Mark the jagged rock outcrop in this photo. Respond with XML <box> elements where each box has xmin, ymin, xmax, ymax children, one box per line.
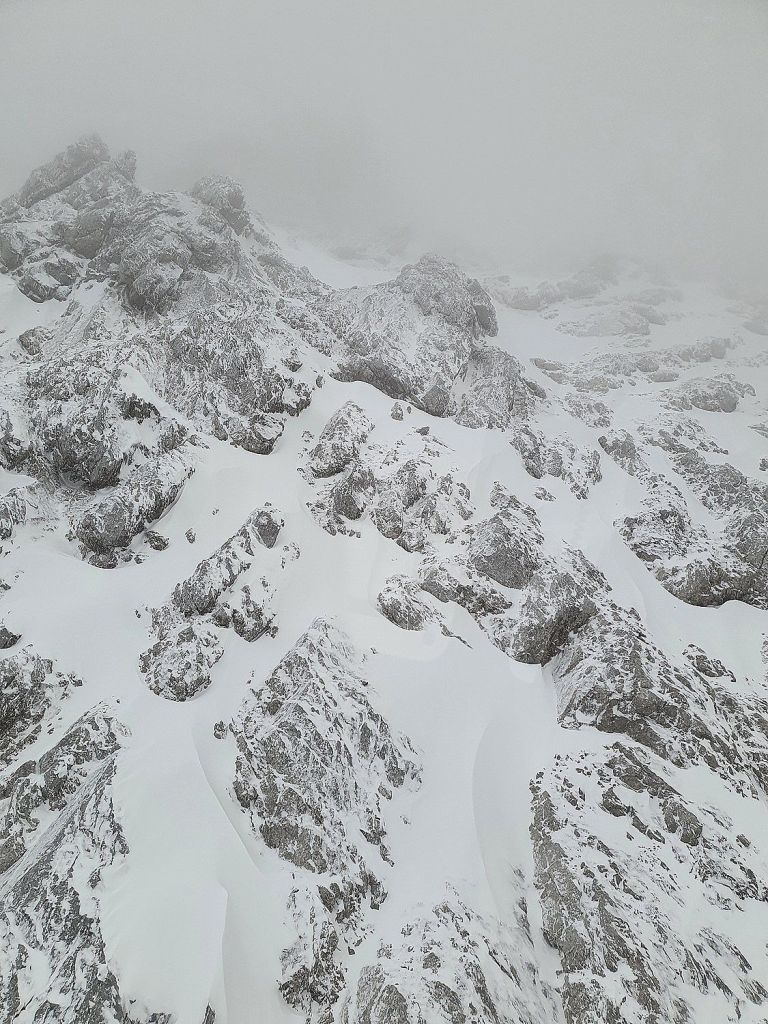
<box><xmin>0</xmin><ymin>651</ymin><xmax>82</xmax><ymax>767</ymax></box>
<box><xmin>140</xmin><ymin>506</ymin><xmax>282</xmax><ymax>699</ymax></box>
<box><xmin>551</xmin><ymin>602</ymin><xmax>768</xmax><ymax>795</ymax></box>
<box><xmin>324</xmin><ymin>254</ymin><xmax>498</xmax><ymax>415</ymax></box>
<box><xmin>309</xmin><ymin>402</ymin><xmax>374</xmax><ymax>477</ymax></box>
<box><xmin>600</xmin><ymin>421</ymin><xmax>768</xmax><ymax>608</ymax></box>
<box><xmin>0</xmin><ymin>757</ymin><xmax>171</xmax><ymax>1024</ymax></box>
<box><xmin>534</xmin><ymin>336</ymin><xmax>739</xmax><ymax>393</ymax></box>
<box><xmin>0</xmin><ymin>489</ymin><xmax>27</xmax><ymax>542</ymax></box>
<box><xmin>511</xmin><ymin>424</ymin><xmax>602</xmax><ymax>498</ymax></box>
<box><xmin>377</xmin><ymin>574</ymin><xmax>441</xmax><ymax>631</ymax></box>
<box><xmin>454</xmin><ymin>346</ymin><xmax>545</xmax><ymax>429</ymax></box>
<box><xmin>0</xmin><ymin>707</ymin><xmax>124</xmax><ymax>873</ymax></box>
<box><xmin>340</xmin><ymin>885</ymin><xmax>560</xmax><ymax>1024</ymax></box>
<box><xmin>307</xmin><ymin>427</ymin><xmax>475</xmax><ymax>546</ymax></box>
<box><xmin>232</xmin><ymin>619</ymin><xmax>420</xmax><ymax>1015</ymax></box>
<box><xmin>531</xmin><ymin>741</ymin><xmax>768</xmax><ymax>1024</ymax></box>
<box><xmin>75</xmin><ymin>451</ymin><xmax>194</xmax><ymax>564</ymax></box>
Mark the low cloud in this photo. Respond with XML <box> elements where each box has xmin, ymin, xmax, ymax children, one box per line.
<box><xmin>2</xmin><ymin>0</ymin><xmax>767</xmax><ymax>290</ymax></box>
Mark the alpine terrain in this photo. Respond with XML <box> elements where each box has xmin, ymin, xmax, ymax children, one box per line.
<box><xmin>0</xmin><ymin>136</ymin><xmax>767</xmax><ymax>1024</ymax></box>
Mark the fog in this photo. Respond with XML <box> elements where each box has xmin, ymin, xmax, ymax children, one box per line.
<box><xmin>2</xmin><ymin>0</ymin><xmax>767</xmax><ymax>287</ymax></box>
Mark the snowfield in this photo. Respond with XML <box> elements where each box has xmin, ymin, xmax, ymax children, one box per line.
<box><xmin>0</xmin><ymin>137</ymin><xmax>767</xmax><ymax>1024</ymax></box>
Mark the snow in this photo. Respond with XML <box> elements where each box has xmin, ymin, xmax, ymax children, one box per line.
<box><xmin>1</xmin><ymin>230</ymin><xmax>768</xmax><ymax>1023</ymax></box>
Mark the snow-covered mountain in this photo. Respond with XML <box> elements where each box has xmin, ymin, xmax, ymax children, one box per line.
<box><xmin>0</xmin><ymin>135</ymin><xmax>767</xmax><ymax>1024</ymax></box>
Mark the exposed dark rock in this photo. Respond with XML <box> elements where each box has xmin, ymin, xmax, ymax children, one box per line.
<box><xmin>140</xmin><ymin>621</ymin><xmax>224</xmax><ymax>701</ymax></box>
<box><xmin>0</xmin><ymin>626</ymin><xmax>20</xmax><ymax>649</ymax></box>
<box><xmin>75</xmin><ymin>452</ymin><xmax>192</xmax><ymax>558</ymax></box>
<box><xmin>309</xmin><ymin>402</ymin><xmax>374</xmax><ymax>477</ymax></box>
<box><xmin>232</xmin><ymin>619</ymin><xmax>420</xmax><ymax>1013</ymax></box>
<box><xmin>326</xmin><ymin>254</ymin><xmax>497</xmax><ymax>415</ymax></box>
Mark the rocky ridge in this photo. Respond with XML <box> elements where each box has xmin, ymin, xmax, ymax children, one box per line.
<box><xmin>0</xmin><ymin>138</ymin><xmax>766</xmax><ymax>1024</ymax></box>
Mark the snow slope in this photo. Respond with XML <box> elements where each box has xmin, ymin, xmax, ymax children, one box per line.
<box><xmin>0</xmin><ymin>137</ymin><xmax>767</xmax><ymax>1024</ymax></box>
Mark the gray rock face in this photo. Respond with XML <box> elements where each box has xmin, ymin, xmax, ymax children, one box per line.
<box><xmin>232</xmin><ymin>619</ymin><xmax>420</xmax><ymax>1015</ymax></box>
<box><xmin>600</xmin><ymin>422</ymin><xmax>768</xmax><ymax>608</ymax></box>
<box><xmin>340</xmin><ymin>886</ymin><xmax>559</xmax><ymax>1024</ymax></box>
<box><xmin>140</xmin><ymin>507</ymin><xmax>280</xmax><ymax>699</ymax></box>
<box><xmin>324</xmin><ymin>254</ymin><xmax>497</xmax><ymax>415</ymax></box>
<box><xmin>0</xmin><ymin>651</ymin><xmax>82</xmax><ymax>767</ymax></box>
<box><xmin>27</xmin><ymin>347</ymin><xmax>152</xmax><ymax>489</ymax></box>
<box><xmin>663</xmin><ymin>373</ymin><xmax>755</xmax><ymax>414</ymax></box>
<box><xmin>0</xmin><ymin>636</ymin><xmax>168</xmax><ymax>1023</ymax></box>
<box><xmin>0</xmin><ymin>626</ymin><xmax>19</xmax><ymax>649</ymax></box>
<box><xmin>454</xmin><ymin>346</ymin><xmax>544</xmax><ymax>429</ymax></box>
<box><xmin>377</xmin><ymin>574</ymin><xmax>437</xmax><ymax>630</ymax></box>
<box><xmin>11</xmin><ymin>135</ymin><xmax>111</xmax><ymax>209</ymax></box>
<box><xmin>309</xmin><ymin>401</ymin><xmax>374</xmax><ymax>477</ymax></box>
<box><xmin>308</xmin><ymin>428</ymin><xmax>475</xmax><ymax>549</ymax></box>
<box><xmin>159</xmin><ymin>300</ymin><xmax>320</xmax><ymax>452</ymax></box>
<box><xmin>0</xmin><ymin>489</ymin><xmax>27</xmax><ymax>541</ymax></box>
<box><xmin>552</xmin><ymin>602</ymin><xmax>768</xmax><ymax>794</ymax></box>
<box><xmin>416</xmin><ymin>484</ymin><xmax>608</xmax><ymax>664</ymax></box>
<box><xmin>75</xmin><ymin>451</ymin><xmax>193</xmax><ymax>560</ymax></box>
<box><xmin>0</xmin><ymin>707</ymin><xmax>123</xmax><ymax>872</ymax></box>
<box><xmin>395</xmin><ymin>254</ymin><xmax>497</xmax><ymax>337</ymax></box>
<box><xmin>89</xmin><ymin>191</ymin><xmax>246</xmax><ymax>313</ymax></box>
<box><xmin>531</xmin><ymin>737</ymin><xmax>768</xmax><ymax>1024</ymax></box>
<box><xmin>233</xmin><ymin>618</ymin><xmax>420</xmax><ymax>872</ymax></box>
<box><xmin>504</xmin><ymin>550</ymin><xmax>605</xmax><ymax>665</ymax></box>
<box><xmin>468</xmin><ymin>502</ymin><xmax>542</xmax><ymax>589</ymax></box>
<box><xmin>190</xmin><ymin>175</ymin><xmax>254</xmax><ymax>236</ymax></box>
<box><xmin>0</xmin><ymin>756</ymin><xmax>171</xmax><ymax>1024</ymax></box>
<box><xmin>140</xmin><ymin>621</ymin><xmax>224</xmax><ymax>701</ymax></box>
<box><xmin>511</xmin><ymin>424</ymin><xmax>602</xmax><ymax>498</ymax></box>
<box><xmin>534</xmin><ymin>335</ymin><xmax>739</xmax><ymax>393</ymax></box>
<box><xmin>0</xmin><ymin>138</ymin><xmax>140</xmax><ymax>304</ymax></box>
<box><xmin>485</xmin><ymin>257</ymin><xmax>622</xmax><ymax>311</ymax></box>
<box><xmin>172</xmin><ymin>505</ymin><xmax>282</xmax><ymax>616</ymax></box>
<box><xmin>558</xmin><ymin>306</ymin><xmax>652</xmax><ymax>338</ymax></box>
<box><xmin>597</xmin><ymin>429</ymin><xmax>646</xmax><ymax>475</ymax></box>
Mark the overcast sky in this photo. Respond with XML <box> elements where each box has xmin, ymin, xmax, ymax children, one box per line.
<box><xmin>2</xmin><ymin>0</ymin><xmax>767</xmax><ymax>287</ymax></box>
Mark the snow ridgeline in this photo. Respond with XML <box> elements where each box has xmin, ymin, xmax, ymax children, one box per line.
<box><xmin>0</xmin><ymin>135</ymin><xmax>767</xmax><ymax>1023</ymax></box>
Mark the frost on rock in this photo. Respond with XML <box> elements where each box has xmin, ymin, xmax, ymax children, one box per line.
<box><xmin>534</xmin><ymin>336</ymin><xmax>739</xmax><ymax>393</ymax></box>
<box><xmin>309</xmin><ymin>402</ymin><xmax>374</xmax><ymax>478</ymax></box>
<box><xmin>511</xmin><ymin>424</ymin><xmax>603</xmax><ymax>498</ymax></box>
<box><xmin>0</xmin><ymin>650</ymin><xmax>82</xmax><ymax>768</ymax></box>
<box><xmin>75</xmin><ymin>451</ymin><xmax>193</xmax><ymax>564</ymax></box>
<box><xmin>340</xmin><ymin>885</ymin><xmax>560</xmax><ymax>1024</ymax></box>
<box><xmin>0</xmin><ymin>489</ymin><xmax>27</xmax><ymax>542</ymax></box>
<box><xmin>602</xmin><ymin>422</ymin><xmax>768</xmax><ymax>608</ymax></box>
<box><xmin>377</xmin><ymin>574</ymin><xmax>441</xmax><ymax>631</ymax></box>
<box><xmin>531</xmin><ymin>742</ymin><xmax>768</xmax><ymax>1024</ymax></box>
<box><xmin>0</xmin><ymin>707</ymin><xmax>124</xmax><ymax>873</ymax></box>
<box><xmin>551</xmin><ymin>603</ymin><xmax>768</xmax><ymax>795</ymax></box>
<box><xmin>232</xmin><ymin>619</ymin><xmax>420</xmax><ymax>1015</ymax></box>
<box><xmin>307</xmin><ymin>428</ymin><xmax>475</xmax><ymax>546</ymax></box>
<box><xmin>454</xmin><ymin>345</ymin><xmax>545</xmax><ymax>429</ymax></box>
<box><xmin>2</xmin><ymin>141</ymin><xmax>768</xmax><ymax>1024</ymax></box>
<box><xmin>557</xmin><ymin>306</ymin><xmax>652</xmax><ymax>338</ymax></box>
<box><xmin>140</xmin><ymin>621</ymin><xmax>224</xmax><ymax>702</ymax></box>
<box><xmin>140</xmin><ymin>506</ymin><xmax>282</xmax><ymax>699</ymax></box>
<box><xmin>323</xmin><ymin>254</ymin><xmax>497</xmax><ymax>415</ymax></box>
<box><xmin>0</xmin><ymin>757</ymin><xmax>171</xmax><ymax>1024</ymax></box>
<box><xmin>419</xmin><ymin>484</ymin><xmax>608</xmax><ymax>663</ymax></box>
